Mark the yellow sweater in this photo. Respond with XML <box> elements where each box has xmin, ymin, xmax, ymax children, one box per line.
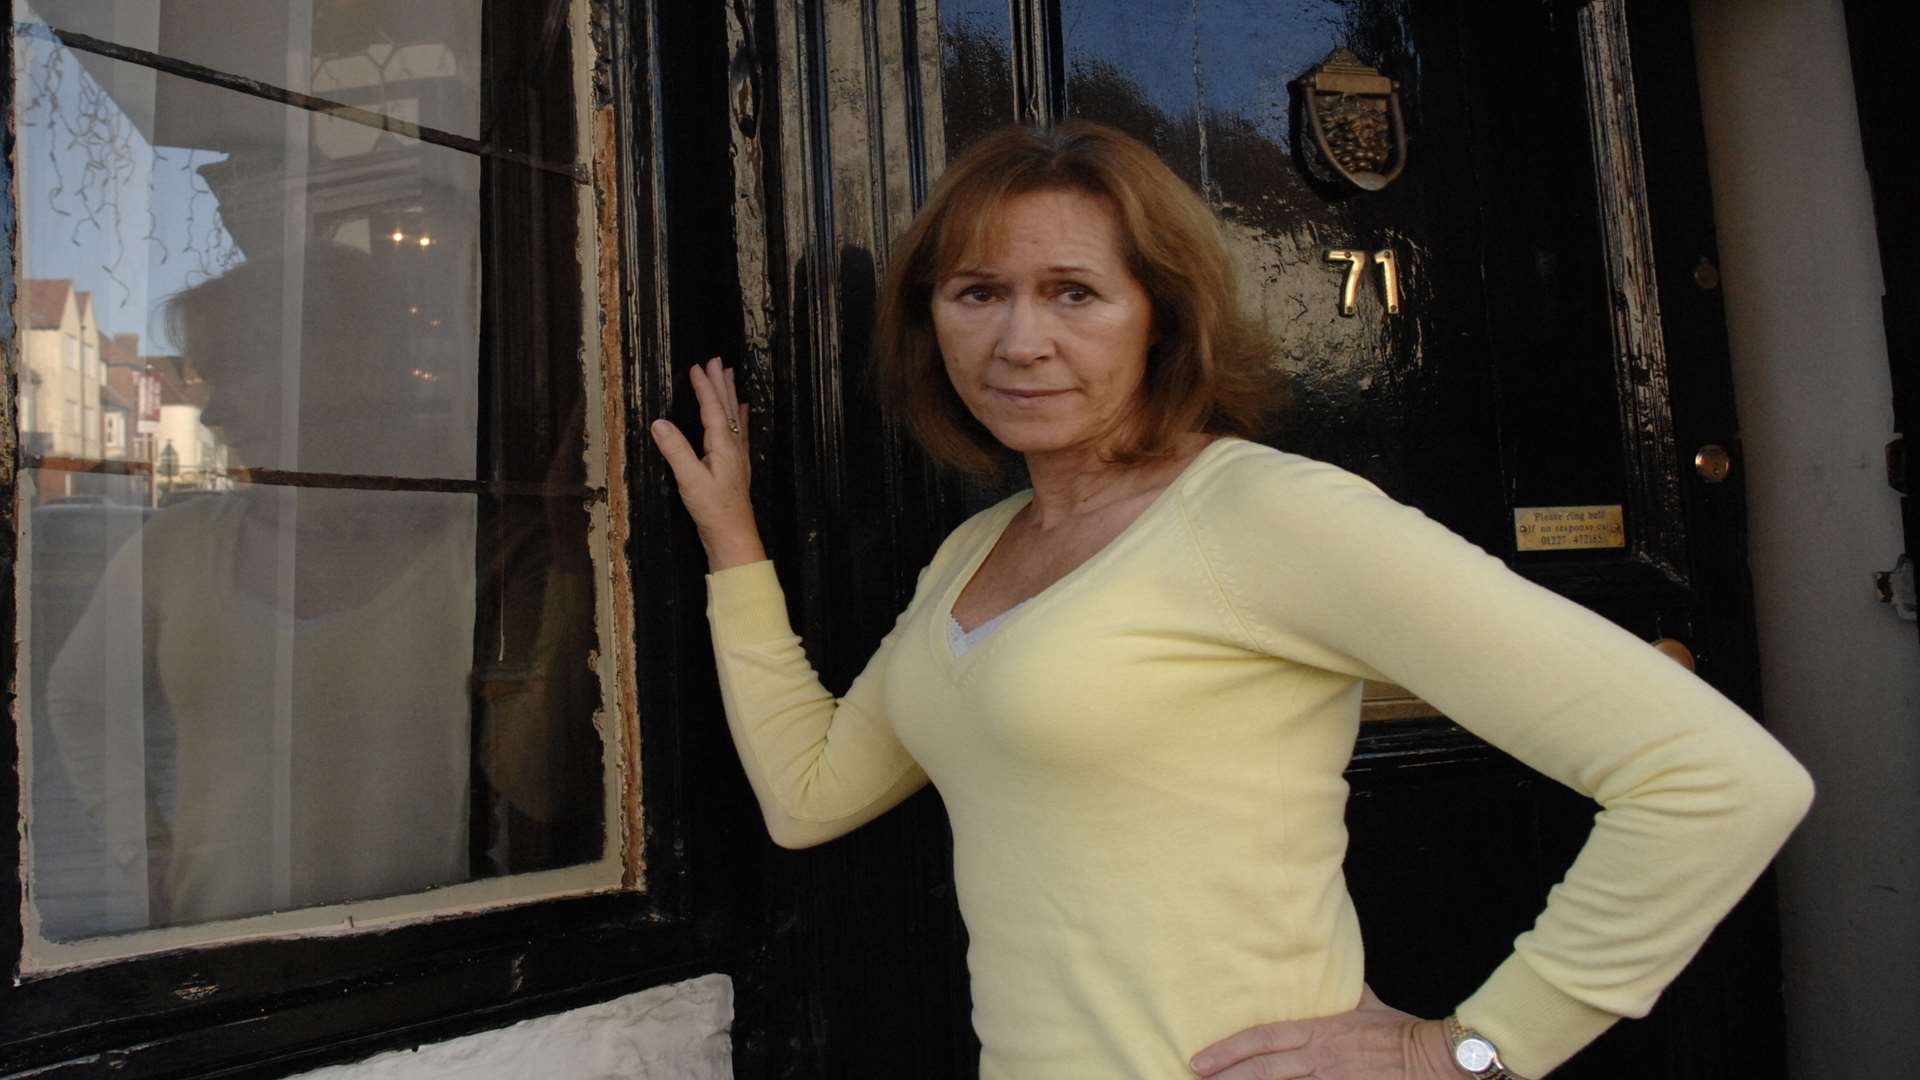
<box><xmin>705</xmin><ymin>438</ymin><xmax>1811</xmax><ymax>1078</ymax></box>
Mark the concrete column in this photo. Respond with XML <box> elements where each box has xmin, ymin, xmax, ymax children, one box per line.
<box><xmin>1690</xmin><ymin>2</ymin><xmax>1920</xmax><ymax>1076</ymax></box>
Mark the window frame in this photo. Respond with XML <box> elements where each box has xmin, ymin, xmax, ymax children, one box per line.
<box><xmin>0</xmin><ymin>1</ymin><xmax>751</xmax><ymax>1073</ymax></box>
<box><xmin>9</xmin><ymin>0</ymin><xmax>633</xmax><ymax>974</ymax></box>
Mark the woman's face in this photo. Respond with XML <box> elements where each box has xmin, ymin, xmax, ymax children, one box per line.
<box><xmin>931</xmin><ymin>189</ymin><xmax>1156</xmax><ymax>462</ymax></box>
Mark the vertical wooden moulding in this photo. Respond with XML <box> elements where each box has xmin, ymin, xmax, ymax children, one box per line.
<box><xmin>869</xmin><ymin>1</ymin><xmax>939</xmax><ymax>252</ymax></box>
<box><xmin>1009</xmin><ymin>0</ymin><xmax>1059</xmax><ymax>125</ymax></box>
<box><xmin>586</xmin><ymin>1</ymin><xmax>647</xmax><ymax>890</ymax></box>
<box><xmin>1577</xmin><ymin>0</ymin><xmax>1689</xmax><ymax>584</ymax></box>
<box><xmin>908</xmin><ymin>0</ymin><xmax>947</xmax><ymax>200</ymax></box>
<box><xmin>596</xmin><ymin>103</ymin><xmax>646</xmax><ymax>890</ymax></box>
<box><xmin>727</xmin><ymin>0</ymin><xmax>777</xmax><ymax>401</ymax></box>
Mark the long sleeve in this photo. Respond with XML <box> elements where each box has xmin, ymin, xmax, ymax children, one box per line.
<box><xmin>706</xmin><ymin>560</ymin><xmax>930</xmax><ymax>848</ymax></box>
<box><xmin>1185</xmin><ymin>451</ymin><xmax>1812</xmax><ymax>1078</ymax></box>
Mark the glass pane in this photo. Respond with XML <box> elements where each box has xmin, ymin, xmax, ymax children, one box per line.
<box><xmin>25</xmin><ymin>482</ymin><xmax>604</xmax><ymax>939</ymax></box>
<box><xmin>32</xmin><ymin>478</ymin><xmax>483</xmax><ymax>932</ymax></box>
<box><xmin>21</xmin><ymin>0</ymin><xmax>487</xmax><ymax>141</ymax></box>
<box><xmin>13</xmin><ymin>2</ymin><xmax>607</xmax><ymax>945</ymax></box>
<box><xmin>14</xmin><ymin>36</ymin><xmax>483</xmax><ymax>479</ymax></box>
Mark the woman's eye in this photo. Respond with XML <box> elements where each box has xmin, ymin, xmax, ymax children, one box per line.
<box><xmin>1058</xmin><ymin>285</ymin><xmax>1094</xmax><ymax>304</ymax></box>
<box><xmin>956</xmin><ymin>285</ymin><xmax>996</xmax><ymax>303</ymax></box>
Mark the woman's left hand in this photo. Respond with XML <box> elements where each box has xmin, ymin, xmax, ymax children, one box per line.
<box><xmin>1188</xmin><ymin>986</ymin><xmax>1459</xmax><ymax>1079</ymax></box>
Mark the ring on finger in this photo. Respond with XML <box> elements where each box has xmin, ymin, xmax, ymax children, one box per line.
<box><xmin>726</xmin><ymin>415</ymin><xmax>741</xmax><ymax>434</ymax></box>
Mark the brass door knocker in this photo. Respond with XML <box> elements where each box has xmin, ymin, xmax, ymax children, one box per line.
<box><xmin>1298</xmin><ymin>49</ymin><xmax>1408</xmax><ymax>192</ymax></box>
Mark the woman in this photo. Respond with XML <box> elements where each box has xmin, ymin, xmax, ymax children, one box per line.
<box><xmin>648</xmin><ymin>122</ymin><xmax>1812</xmax><ymax>1079</ymax></box>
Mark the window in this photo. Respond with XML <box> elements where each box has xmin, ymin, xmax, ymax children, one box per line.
<box><xmin>10</xmin><ymin>0</ymin><xmax>633</xmax><ymax>972</ymax></box>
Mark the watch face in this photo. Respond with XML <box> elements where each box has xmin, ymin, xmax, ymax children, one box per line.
<box><xmin>1455</xmin><ymin>1037</ymin><xmax>1497</xmax><ymax>1072</ymax></box>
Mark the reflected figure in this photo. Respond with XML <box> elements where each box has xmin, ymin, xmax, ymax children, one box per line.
<box><xmin>43</xmin><ymin>245</ymin><xmax>483</xmax><ymax>934</ymax></box>
<box><xmin>23</xmin><ymin>4</ymin><xmax>601</xmax><ymax>946</ymax></box>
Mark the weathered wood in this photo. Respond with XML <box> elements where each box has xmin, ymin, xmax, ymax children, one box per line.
<box><xmin>1579</xmin><ymin>0</ymin><xmax>1690</xmax><ymax>585</ymax></box>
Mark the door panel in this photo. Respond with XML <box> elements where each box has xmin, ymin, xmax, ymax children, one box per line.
<box><xmin>715</xmin><ymin>1</ymin><xmax>1779</xmax><ymax>1075</ymax></box>
<box><xmin>1047</xmin><ymin>0</ymin><xmax>1661</xmax><ymax>580</ymax></box>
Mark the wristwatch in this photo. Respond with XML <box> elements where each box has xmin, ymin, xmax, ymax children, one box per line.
<box><xmin>1444</xmin><ymin>1015</ymin><xmax>1523</xmax><ymax>1079</ymax></box>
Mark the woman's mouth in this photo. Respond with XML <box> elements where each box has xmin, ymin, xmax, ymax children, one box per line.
<box><xmin>991</xmin><ymin>387</ymin><xmax>1069</xmax><ymax>403</ymax></box>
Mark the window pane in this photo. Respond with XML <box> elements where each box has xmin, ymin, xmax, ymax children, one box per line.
<box><xmin>24</xmin><ymin>0</ymin><xmax>485</xmax><ymax>140</ymax></box>
<box><xmin>14</xmin><ymin>40</ymin><xmax>485</xmax><ymax>478</ymax></box>
<box><xmin>13</xmin><ymin>1</ymin><xmax>611</xmax><ymax>949</ymax></box>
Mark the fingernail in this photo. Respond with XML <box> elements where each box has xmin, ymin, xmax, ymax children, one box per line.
<box><xmin>1190</xmin><ymin>1055</ymin><xmax>1211</xmax><ymax>1074</ymax></box>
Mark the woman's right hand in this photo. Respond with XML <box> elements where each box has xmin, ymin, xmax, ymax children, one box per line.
<box><xmin>649</xmin><ymin>356</ymin><xmax>768</xmax><ymax>571</ymax></box>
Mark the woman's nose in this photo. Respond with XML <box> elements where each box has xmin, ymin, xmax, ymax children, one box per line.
<box><xmin>994</xmin><ymin>297</ymin><xmax>1051</xmax><ymax>366</ymax></box>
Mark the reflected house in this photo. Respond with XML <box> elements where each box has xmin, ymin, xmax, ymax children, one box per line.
<box><xmin>98</xmin><ymin>381</ymin><xmax>130</xmax><ymax>462</ymax></box>
<box><xmin>101</xmin><ymin>333</ymin><xmax>163</xmax><ymax>469</ymax></box>
<box><xmin>19</xmin><ymin>279</ymin><xmax>104</xmax><ymax>488</ymax></box>
<box><xmin>16</xmin><ymin>366</ymin><xmax>43</xmax><ymax>457</ymax></box>
<box><xmin>146</xmin><ymin>354</ymin><xmax>228</xmax><ymax>493</ymax></box>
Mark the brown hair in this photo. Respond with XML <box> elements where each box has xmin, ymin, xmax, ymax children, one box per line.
<box><xmin>872</xmin><ymin>120</ymin><xmax>1279</xmax><ymax>475</ymax></box>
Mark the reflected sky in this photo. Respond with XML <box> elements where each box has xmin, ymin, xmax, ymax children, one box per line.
<box><xmin>14</xmin><ymin>27</ymin><xmax>239</xmax><ymax>353</ymax></box>
<box><xmin>1061</xmin><ymin>0</ymin><xmax>1362</xmax><ymax>148</ymax></box>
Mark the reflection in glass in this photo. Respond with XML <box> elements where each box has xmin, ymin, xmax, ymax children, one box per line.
<box><xmin>13</xmin><ymin>2</ymin><xmax>605</xmax><ymax>943</ymax></box>
<box><xmin>41</xmin><ymin>480</ymin><xmax>481</xmax><ymax>930</ymax></box>
<box><xmin>26</xmin><ymin>0</ymin><xmax>484</xmax><ymax>140</ymax></box>
<box><xmin>12</xmin><ymin>33</ymin><xmax>483</xmax><ymax>481</ymax></box>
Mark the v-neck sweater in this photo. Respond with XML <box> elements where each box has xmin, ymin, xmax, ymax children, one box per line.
<box><xmin>705</xmin><ymin>437</ymin><xmax>1810</xmax><ymax>1078</ymax></box>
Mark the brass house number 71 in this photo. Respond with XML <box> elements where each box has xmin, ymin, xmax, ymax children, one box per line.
<box><xmin>1324</xmin><ymin>248</ymin><xmax>1402</xmax><ymax>317</ymax></box>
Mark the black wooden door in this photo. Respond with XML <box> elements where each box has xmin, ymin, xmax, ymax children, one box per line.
<box><xmin>699</xmin><ymin>1</ymin><xmax>1785</xmax><ymax>1076</ymax></box>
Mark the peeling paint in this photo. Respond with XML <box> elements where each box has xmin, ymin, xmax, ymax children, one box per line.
<box><xmin>726</xmin><ymin>0</ymin><xmax>775</xmax><ymax>379</ymax></box>
<box><xmin>5</xmin><ymin>0</ymin><xmax>25</xmax><ymax>987</ymax></box>
<box><xmin>1577</xmin><ymin>0</ymin><xmax>1689</xmax><ymax>584</ymax></box>
<box><xmin>172</xmin><ymin>980</ymin><xmax>219</xmax><ymax>1003</ymax></box>
<box><xmin>590</xmin><ymin>95</ymin><xmax>645</xmax><ymax>891</ymax></box>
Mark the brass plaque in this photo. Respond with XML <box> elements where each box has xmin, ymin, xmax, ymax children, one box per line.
<box><xmin>1513</xmin><ymin>505</ymin><xmax>1626</xmax><ymax>552</ymax></box>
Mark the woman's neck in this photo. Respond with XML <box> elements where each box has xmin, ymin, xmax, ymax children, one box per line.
<box><xmin>1021</xmin><ymin>432</ymin><xmax>1213</xmax><ymax>529</ymax></box>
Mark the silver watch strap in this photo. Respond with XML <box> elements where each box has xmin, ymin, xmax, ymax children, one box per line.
<box><xmin>1444</xmin><ymin>1014</ymin><xmax>1521</xmax><ymax>1080</ymax></box>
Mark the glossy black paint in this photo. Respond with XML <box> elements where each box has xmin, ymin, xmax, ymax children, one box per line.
<box><xmin>1053</xmin><ymin>1</ymin><xmax>1645</xmax><ymax>565</ymax></box>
